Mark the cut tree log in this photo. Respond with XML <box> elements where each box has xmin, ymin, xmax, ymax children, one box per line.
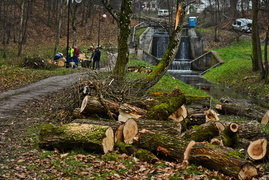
<box><xmin>205</xmin><ymin>109</ymin><xmax>219</xmax><ymax>122</ymax></box>
<box><xmin>81</xmin><ymin>60</ymin><xmax>91</xmax><ymax>68</ymax></box>
<box><xmin>115</xmin><ymin>142</ymin><xmax>159</xmax><ymax>164</ymax></box>
<box><xmin>168</xmin><ymin>104</ymin><xmax>188</xmax><ymax>122</ymax></box>
<box><xmin>72</xmin><ymin>119</ymin><xmax>124</xmax><ymax>144</ymax></box>
<box><xmin>180</xmin><ymin>121</ymin><xmax>219</xmax><ymax>142</ymax></box>
<box><xmin>80</xmin><ymin>95</ymin><xmax>120</xmax><ymax>117</ymax></box>
<box><xmin>134</xmin><ymin>118</ymin><xmax>182</xmax><ymax>137</ymax></box>
<box><xmin>210</xmin><ymin>137</ymin><xmax>224</xmax><ymax>146</ymax></box>
<box><xmin>114</xmin><ymin>124</ymin><xmax>125</xmax><ymax>143</ymax></box>
<box><xmin>39</xmin><ymin>123</ymin><xmax>114</xmax><ymax>154</ymax></box>
<box><xmin>238</xmin><ymin>163</ymin><xmax>258</xmax><ymax>180</ymax></box>
<box><xmin>185</xmin><ymin>95</ymin><xmax>211</xmax><ymax>107</ymax></box>
<box><xmin>215</xmin><ymin>97</ymin><xmax>266</xmax><ymax>120</ymax></box>
<box><xmin>237</xmin><ymin>120</ymin><xmax>262</xmax><ymax>139</ymax></box>
<box><xmin>136</xmin><ymin>129</ymin><xmax>256</xmax><ymax>178</ymax></box>
<box><xmin>247</xmin><ymin>138</ymin><xmax>267</xmax><ymax>161</ymax></box>
<box><xmin>118</xmin><ymin>103</ymin><xmax>147</xmax><ymax>122</ymax></box>
<box><xmin>181</xmin><ymin>140</ymin><xmax>196</xmax><ymax>168</ymax></box>
<box><xmin>261</xmin><ymin>110</ymin><xmax>269</xmax><ymax>125</ymax></box>
<box><xmin>221</xmin><ymin>122</ymin><xmax>239</xmax><ymax>148</ymax></box>
<box><xmin>123</xmin><ymin>118</ymin><xmax>139</xmax><ymax>144</ymax></box>
<box><xmin>145</xmin><ymin>88</ymin><xmax>186</xmax><ymax>120</ymax></box>
<box><xmin>72</xmin><ymin>119</ymin><xmax>122</xmax><ymax>131</ymax></box>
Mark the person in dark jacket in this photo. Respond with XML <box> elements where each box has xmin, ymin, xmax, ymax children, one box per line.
<box><xmin>73</xmin><ymin>45</ymin><xmax>79</xmax><ymax>66</ymax></box>
<box><xmin>93</xmin><ymin>47</ymin><xmax>101</xmax><ymax>70</ymax></box>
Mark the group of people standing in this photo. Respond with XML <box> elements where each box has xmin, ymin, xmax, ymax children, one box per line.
<box><xmin>68</xmin><ymin>45</ymin><xmax>79</xmax><ymax>67</ymax></box>
<box><xmin>54</xmin><ymin>44</ymin><xmax>101</xmax><ymax>70</ymax></box>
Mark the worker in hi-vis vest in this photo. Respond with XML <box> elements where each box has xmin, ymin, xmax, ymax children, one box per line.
<box><xmin>68</xmin><ymin>46</ymin><xmax>74</xmax><ymax>66</ymax></box>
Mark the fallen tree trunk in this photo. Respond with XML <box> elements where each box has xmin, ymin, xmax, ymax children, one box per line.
<box><xmin>80</xmin><ymin>95</ymin><xmax>120</xmax><ymax>118</ymax></box>
<box><xmin>134</xmin><ymin>118</ymin><xmax>182</xmax><ymax>137</ymax></box>
<box><xmin>72</xmin><ymin>119</ymin><xmax>124</xmax><ymax>144</ymax></box>
<box><xmin>215</xmin><ymin>97</ymin><xmax>266</xmax><ymax>120</ymax></box>
<box><xmin>144</xmin><ymin>88</ymin><xmax>186</xmax><ymax>120</ymax></box>
<box><xmin>118</xmin><ymin>103</ymin><xmax>147</xmax><ymax>122</ymax></box>
<box><xmin>115</xmin><ymin>142</ymin><xmax>159</xmax><ymax>164</ymax></box>
<box><xmin>180</xmin><ymin>121</ymin><xmax>220</xmax><ymax>142</ymax></box>
<box><xmin>39</xmin><ymin>123</ymin><xmax>114</xmax><ymax>154</ymax></box>
<box><xmin>137</xmin><ymin>130</ymin><xmax>257</xmax><ymax>178</ymax></box>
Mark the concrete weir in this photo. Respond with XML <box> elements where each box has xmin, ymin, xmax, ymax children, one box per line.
<box><xmin>138</xmin><ymin>27</ymin><xmax>224</xmax><ymax>75</ymax></box>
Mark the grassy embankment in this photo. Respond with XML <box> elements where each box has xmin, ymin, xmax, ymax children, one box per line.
<box><xmin>204</xmin><ymin>38</ymin><xmax>269</xmax><ymax>100</ymax></box>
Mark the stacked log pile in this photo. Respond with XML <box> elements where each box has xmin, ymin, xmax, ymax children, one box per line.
<box><xmin>39</xmin><ymin>86</ymin><xmax>269</xmax><ymax>179</ymax></box>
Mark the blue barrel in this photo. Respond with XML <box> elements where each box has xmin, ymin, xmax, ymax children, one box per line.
<box><xmin>189</xmin><ymin>17</ymin><xmax>196</xmax><ymax>27</ymax></box>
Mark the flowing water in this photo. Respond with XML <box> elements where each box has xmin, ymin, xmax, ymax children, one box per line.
<box><xmin>151</xmin><ymin>30</ymin><xmax>269</xmax><ymax>109</ymax></box>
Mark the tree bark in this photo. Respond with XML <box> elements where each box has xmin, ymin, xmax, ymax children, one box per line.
<box><xmin>18</xmin><ymin>0</ymin><xmax>25</xmax><ymax>56</ymax></box>
<box><xmin>54</xmin><ymin>0</ymin><xmax>64</xmax><ymax>56</ymax></box>
<box><xmin>215</xmin><ymin>98</ymin><xmax>266</xmax><ymax>120</ymax></box>
<box><xmin>118</xmin><ymin>103</ymin><xmax>147</xmax><ymax>122</ymax></box>
<box><xmin>39</xmin><ymin>123</ymin><xmax>114</xmax><ymax>154</ymax></box>
<box><xmin>3</xmin><ymin>0</ymin><xmax>7</xmax><ymax>58</ymax></box>
<box><xmin>145</xmin><ymin>88</ymin><xmax>186</xmax><ymax>120</ymax></box>
<box><xmin>80</xmin><ymin>95</ymin><xmax>120</xmax><ymax>117</ymax></box>
<box><xmin>102</xmin><ymin>0</ymin><xmax>132</xmax><ymax>79</ymax></box>
<box><xmin>137</xmin><ymin>130</ymin><xmax>256</xmax><ymax>178</ymax></box>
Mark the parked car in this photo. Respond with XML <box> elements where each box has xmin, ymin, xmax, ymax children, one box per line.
<box><xmin>158</xmin><ymin>9</ymin><xmax>169</xmax><ymax>17</ymax></box>
<box><xmin>232</xmin><ymin>18</ymin><xmax>252</xmax><ymax>33</ymax></box>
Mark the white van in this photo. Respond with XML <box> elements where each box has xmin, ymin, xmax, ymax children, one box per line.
<box><xmin>158</xmin><ymin>9</ymin><xmax>169</xmax><ymax>17</ymax></box>
<box><xmin>232</xmin><ymin>18</ymin><xmax>252</xmax><ymax>33</ymax></box>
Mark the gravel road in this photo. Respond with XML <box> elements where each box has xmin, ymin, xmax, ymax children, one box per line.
<box><xmin>0</xmin><ymin>72</ymin><xmax>87</xmax><ymax>119</ymax></box>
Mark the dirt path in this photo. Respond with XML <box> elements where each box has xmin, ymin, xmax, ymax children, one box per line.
<box><xmin>0</xmin><ymin>72</ymin><xmax>87</xmax><ymax>119</ymax></box>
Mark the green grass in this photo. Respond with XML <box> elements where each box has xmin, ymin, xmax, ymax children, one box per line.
<box><xmin>127</xmin><ymin>58</ymin><xmax>209</xmax><ymax>97</ymax></box>
<box><xmin>203</xmin><ymin>39</ymin><xmax>269</xmax><ymax>98</ymax></box>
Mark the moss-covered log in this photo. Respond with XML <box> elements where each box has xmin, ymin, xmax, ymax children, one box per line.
<box><xmin>221</xmin><ymin>123</ymin><xmax>239</xmax><ymax>148</ymax></box>
<box><xmin>39</xmin><ymin>123</ymin><xmax>114</xmax><ymax>154</ymax></box>
<box><xmin>136</xmin><ymin>130</ymin><xmax>256</xmax><ymax>178</ymax></box>
<box><xmin>145</xmin><ymin>88</ymin><xmax>186</xmax><ymax>120</ymax></box>
<box><xmin>180</xmin><ymin>122</ymin><xmax>220</xmax><ymax>142</ymax></box>
<box><xmin>115</xmin><ymin>142</ymin><xmax>159</xmax><ymax>164</ymax></box>
<box><xmin>189</xmin><ymin>143</ymin><xmax>257</xmax><ymax>179</ymax></box>
<box><xmin>185</xmin><ymin>95</ymin><xmax>211</xmax><ymax>107</ymax></box>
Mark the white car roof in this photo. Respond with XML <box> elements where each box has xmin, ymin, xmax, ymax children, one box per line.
<box><xmin>236</xmin><ymin>18</ymin><xmax>252</xmax><ymax>23</ymax></box>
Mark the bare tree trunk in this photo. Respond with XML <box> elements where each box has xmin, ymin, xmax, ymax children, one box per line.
<box><xmin>84</xmin><ymin>2</ymin><xmax>92</xmax><ymax>39</ymax></box>
<box><xmin>47</xmin><ymin>0</ymin><xmax>51</xmax><ymax>26</ymax></box>
<box><xmin>88</xmin><ymin>6</ymin><xmax>95</xmax><ymax>40</ymax></box>
<box><xmin>252</xmin><ymin>0</ymin><xmax>265</xmax><ymax>78</ymax></box>
<box><xmin>18</xmin><ymin>0</ymin><xmax>25</xmax><ymax>57</ymax></box>
<box><xmin>230</xmin><ymin>0</ymin><xmax>238</xmax><ymax>18</ymax></box>
<box><xmin>22</xmin><ymin>0</ymin><xmax>32</xmax><ymax>44</ymax></box>
<box><xmin>72</xmin><ymin>3</ymin><xmax>79</xmax><ymax>46</ymax></box>
<box><xmin>265</xmin><ymin>27</ymin><xmax>269</xmax><ymax>80</ymax></box>
<box><xmin>3</xmin><ymin>0</ymin><xmax>8</xmax><ymax>58</ymax></box>
<box><xmin>241</xmin><ymin>0</ymin><xmax>245</xmax><ymax>17</ymax></box>
<box><xmin>13</xmin><ymin>1</ymin><xmax>17</xmax><ymax>43</ymax></box>
<box><xmin>54</xmin><ymin>0</ymin><xmax>64</xmax><ymax>56</ymax></box>
<box><xmin>102</xmin><ymin>0</ymin><xmax>132</xmax><ymax>79</ymax></box>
